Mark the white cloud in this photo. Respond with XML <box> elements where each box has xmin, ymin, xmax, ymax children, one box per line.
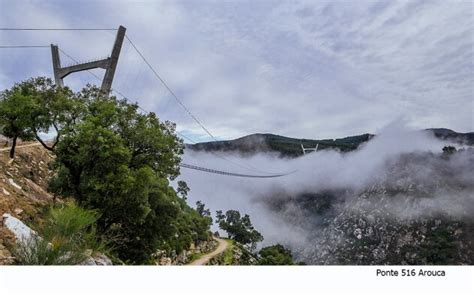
<box><xmin>0</xmin><ymin>0</ymin><xmax>472</xmax><ymax>140</ymax></box>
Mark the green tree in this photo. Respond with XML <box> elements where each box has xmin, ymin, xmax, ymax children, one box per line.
<box><xmin>48</xmin><ymin>85</ymin><xmax>209</xmax><ymax>263</ymax></box>
<box><xmin>0</xmin><ymin>77</ymin><xmax>78</xmax><ymax>157</ymax></box>
<box><xmin>258</xmin><ymin>244</ymin><xmax>295</xmax><ymax>265</ymax></box>
<box><xmin>442</xmin><ymin>146</ymin><xmax>456</xmax><ymax>155</ymax></box>
<box><xmin>0</xmin><ymin>86</ymin><xmax>37</xmax><ymax>158</ymax></box>
<box><xmin>177</xmin><ymin>180</ymin><xmax>190</xmax><ymax>201</ymax></box>
<box><xmin>216</xmin><ymin>209</ymin><xmax>263</xmax><ymax>250</ymax></box>
<box><xmin>196</xmin><ymin>201</ymin><xmax>211</xmax><ymax>218</ymax></box>
<box><xmin>27</xmin><ymin>78</ymin><xmax>79</xmax><ymax>151</ymax></box>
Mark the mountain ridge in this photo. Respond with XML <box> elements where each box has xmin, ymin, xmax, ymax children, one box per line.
<box><xmin>187</xmin><ymin>128</ymin><xmax>474</xmax><ymax>157</ymax></box>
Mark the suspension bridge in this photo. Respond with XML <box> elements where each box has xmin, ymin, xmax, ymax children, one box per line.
<box><xmin>0</xmin><ymin>25</ymin><xmax>295</xmax><ymax>178</ymax></box>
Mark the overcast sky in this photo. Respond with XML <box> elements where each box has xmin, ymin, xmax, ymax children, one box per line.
<box><xmin>0</xmin><ymin>0</ymin><xmax>472</xmax><ymax>142</ymax></box>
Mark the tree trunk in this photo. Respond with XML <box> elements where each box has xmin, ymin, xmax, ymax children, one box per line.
<box><xmin>35</xmin><ymin>134</ymin><xmax>54</xmax><ymax>151</ymax></box>
<box><xmin>9</xmin><ymin>136</ymin><xmax>17</xmax><ymax>158</ymax></box>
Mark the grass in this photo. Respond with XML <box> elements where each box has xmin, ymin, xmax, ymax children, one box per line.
<box><xmin>13</xmin><ymin>236</ymin><xmax>86</xmax><ymax>265</ymax></box>
<box><xmin>13</xmin><ymin>202</ymin><xmax>105</xmax><ymax>265</ymax></box>
<box><xmin>221</xmin><ymin>239</ymin><xmax>234</xmax><ymax>265</ymax></box>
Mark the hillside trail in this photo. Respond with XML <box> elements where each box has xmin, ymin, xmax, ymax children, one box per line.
<box><xmin>0</xmin><ymin>142</ymin><xmax>42</xmax><ymax>152</ymax></box>
<box><xmin>188</xmin><ymin>237</ymin><xmax>229</xmax><ymax>266</ymax></box>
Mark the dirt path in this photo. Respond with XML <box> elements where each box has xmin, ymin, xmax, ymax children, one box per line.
<box><xmin>0</xmin><ymin>142</ymin><xmax>42</xmax><ymax>152</ymax></box>
<box><xmin>189</xmin><ymin>237</ymin><xmax>229</xmax><ymax>266</ymax></box>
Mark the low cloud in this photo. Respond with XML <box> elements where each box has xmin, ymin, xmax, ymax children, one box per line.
<box><xmin>178</xmin><ymin>124</ymin><xmax>473</xmax><ymax>255</ymax></box>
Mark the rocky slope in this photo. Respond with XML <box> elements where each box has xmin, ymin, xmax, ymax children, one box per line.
<box><xmin>264</xmin><ymin>149</ymin><xmax>474</xmax><ymax>265</ymax></box>
<box><xmin>0</xmin><ymin>143</ymin><xmax>55</xmax><ymax>264</ymax></box>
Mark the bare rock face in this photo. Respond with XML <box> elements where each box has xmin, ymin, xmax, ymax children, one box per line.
<box><xmin>1</xmin><ymin>213</ymin><xmax>42</xmax><ymax>265</ymax></box>
<box><xmin>2</xmin><ymin>213</ymin><xmax>39</xmax><ymax>245</ymax></box>
<box><xmin>8</xmin><ymin>178</ymin><xmax>22</xmax><ymax>191</ymax></box>
<box><xmin>81</xmin><ymin>251</ymin><xmax>113</xmax><ymax>266</ymax></box>
<box><xmin>231</xmin><ymin>244</ymin><xmax>258</xmax><ymax>265</ymax></box>
<box><xmin>158</xmin><ymin>257</ymin><xmax>172</xmax><ymax>266</ymax></box>
<box><xmin>93</xmin><ymin>253</ymin><xmax>113</xmax><ymax>265</ymax></box>
<box><xmin>1</xmin><ymin>188</ymin><xmax>10</xmax><ymax>196</ymax></box>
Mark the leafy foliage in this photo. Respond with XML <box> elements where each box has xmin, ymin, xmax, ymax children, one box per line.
<box><xmin>47</xmin><ymin>85</ymin><xmax>209</xmax><ymax>263</ymax></box>
<box><xmin>0</xmin><ymin>77</ymin><xmax>78</xmax><ymax>157</ymax></box>
<box><xmin>0</xmin><ymin>84</ymin><xmax>37</xmax><ymax>157</ymax></box>
<box><xmin>177</xmin><ymin>180</ymin><xmax>190</xmax><ymax>200</ymax></box>
<box><xmin>196</xmin><ymin>201</ymin><xmax>211</xmax><ymax>218</ymax></box>
<box><xmin>164</xmin><ymin>197</ymin><xmax>212</xmax><ymax>254</ymax></box>
<box><xmin>216</xmin><ymin>209</ymin><xmax>263</xmax><ymax>250</ymax></box>
<box><xmin>258</xmin><ymin>244</ymin><xmax>295</xmax><ymax>265</ymax></box>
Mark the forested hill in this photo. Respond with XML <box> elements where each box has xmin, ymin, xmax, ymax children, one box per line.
<box><xmin>428</xmin><ymin>128</ymin><xmax>474</xmax><ymax>145</ymax></box>
<box><xmin>187</xmin><ymin>129</ymin><xmax>473</xmax><ymax>157</ymax></box>
<box><xmin>187</xmin><ymin>133</ymin><xmax>372</xmax><ymax>157</ymax></box>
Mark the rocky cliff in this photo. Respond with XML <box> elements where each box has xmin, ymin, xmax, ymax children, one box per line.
<box><xmin>265</xmin><ymin>149</ymin><xmax>474</xmax><ymax>265</ymax></box>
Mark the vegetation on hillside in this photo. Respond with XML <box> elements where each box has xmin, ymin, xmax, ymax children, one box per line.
<box><xmin>0</xmin><ymin>77</ymin><xmax>77</xmax><ymax>158</ymax></box>
<box><xmin>216</xmin><ymin>209</ymin><xmax>263</xmax><ymax>251</ymax></box>
<box><xmin>258</xmin><ymin>244</ymin><xmax>295</xmax><ymax>265</ymax></box>
<box><xmin>13</xmin><ymin>203</ymin><xmax>102</xmax><ymax>265</ymax></box>
<box><xmin>189</xmin><ymin>133</ymin><xmax>373</xmax><ymax>157</ymax></box>
<box><xmin>214</xmin><ymin>209</ymin><xmax>298</xmax><ymax>265</ymax></box>
<box><xmin>189</xmin><ymin>130</ymin><xmax>473</xmax><ymax>157</ymax></box>
<box><xmin>0</xmin><ymin>77</ymin><xmax>212</xmax><ymax>264</ymax></box>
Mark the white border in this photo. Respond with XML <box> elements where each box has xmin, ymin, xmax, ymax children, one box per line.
<box><xmin>0</xmin><ymin>266</ymin><xmax>472</xmax><ymax>295</ymax></box>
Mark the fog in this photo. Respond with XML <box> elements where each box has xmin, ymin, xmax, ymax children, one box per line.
<box><xmin>177</xmin><ymin>124</ymin><xmax>473</xmax><ymax>254</ymax></box>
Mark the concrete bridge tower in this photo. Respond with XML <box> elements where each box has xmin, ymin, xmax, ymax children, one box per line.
<box><xmin>50</xmin><ymin>25</ymin><xmax>126</xmax><ymax>96</ymax></box>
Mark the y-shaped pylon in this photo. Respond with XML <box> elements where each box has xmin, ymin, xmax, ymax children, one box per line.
<box><xmin>51</xmin><ymin>25</ymin><xmax>126</xmax><ymax>96</ymax></box>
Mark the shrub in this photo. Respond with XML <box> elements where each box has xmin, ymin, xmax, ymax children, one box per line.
<box><xmin>13</xmin><ymin>203</ymin><xmax>102</xmax><ymax>265</ymax></box>
<box><xmin>14</xmin><ymin>236</ymin><xmax>83</xmax><ymax>265</ymax></box>
<box><xmin>258</xmin><ymin>244</ymin><xmax>295</xmax><ymax>265</ymax></box>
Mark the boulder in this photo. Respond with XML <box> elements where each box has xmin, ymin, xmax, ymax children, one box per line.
<box><xmin>8</xmin><ymin>178</ymin><xmax>22</xmax><ymax>190</ymax></box>
<box><xmin>1</xmin><ymin>188</ymin><xmax>10</xmax><ymax>196</ymax></box>
<box><xmin>2</xmin><ymin>213</ymin><xmax>38</xmax><ymax>245</ymax></box>
<box><xmin>81</xmin><ymin>252</ymin><xmax>113</xmax><ymax>266</ymax></box>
